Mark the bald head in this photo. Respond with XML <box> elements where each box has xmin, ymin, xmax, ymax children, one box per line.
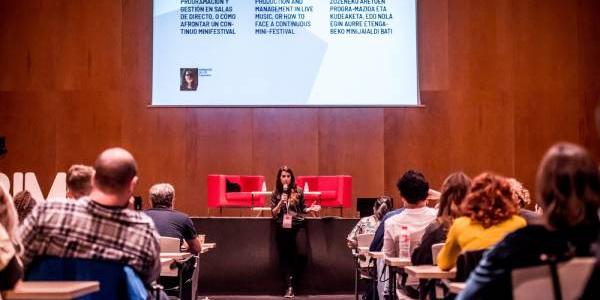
<box><xmin>94</xmin><ymin>148</ymin><xmax>138</xmax><ymax>194</ymax></box>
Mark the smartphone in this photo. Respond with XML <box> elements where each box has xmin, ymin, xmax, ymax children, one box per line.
<box><xmin>134</xmin><ymin>196</ymin><xmax>142</xmax><ymax>211</ymax></box>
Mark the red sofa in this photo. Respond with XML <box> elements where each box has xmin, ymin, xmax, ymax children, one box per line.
<box><xmin>295</xmin><ymin>176</ymin><xmax>352</xmax><ymax>208</ymax></box>
<box><xmin>207</xmin><ymin>175</ymin><xmax>266</xmax><ymax>209</ymax></box>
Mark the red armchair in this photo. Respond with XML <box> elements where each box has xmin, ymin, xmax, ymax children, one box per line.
<box><xmin>207</xmin><ymin>175</ymin><xmax>265</xmax><ymax>213</ymax></box>
<box><xmin>296</xmin><ymin>176</ymin><xmax>352</xmax><ymax>208</ymax></box>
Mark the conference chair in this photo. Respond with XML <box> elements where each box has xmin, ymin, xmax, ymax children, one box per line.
<box><xmin>455</xmin><ymin>249</ymin><xmax>487</xmax><ymax>282</ymax></box>
<box><xmin>207</xmin><ymin>175</ymin><xmax>265</xmax><ymax>215</ymax></box>
<box><xmin>353</xmin><ymin>233</ymin><xmax>375</xmax><ymax>300</ymax></box>
<box><xmin>296</xmin><ymin>175</ymin><xmax>352</xmax><ymax>216</ymax></box>
<box><xmin>512</xmin><ymin>257</ymin><xmax>595</xmax><ymax>300</ymax></box>
<box><xmin>431</xmin><ymin>243</ymin><xmax>444</xmax><ymax>266</ymax></box>
<box><xmin>26</xmin><ymin>256</ymin><xmax>156</xmax><ymax>300</ymax></box>
<box><xmin>159</xmin><ymin>236</ymin><xmax>197</xmax><ymax>300</ymax></box>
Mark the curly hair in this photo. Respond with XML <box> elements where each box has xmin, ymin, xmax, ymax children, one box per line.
<box><xmin>13</xmin><ymin>190</ymin><xmax>37</xmax><ymax>223</ymax></box>
<box><xmin>461</xmin><ymin>173</ymin><xmax>519</xmax><ymax>228</ymax></box>
<box><xmin>507</xmin><ymin>178</ymin><xmax>531</xmax><ymax>208</ymax></box>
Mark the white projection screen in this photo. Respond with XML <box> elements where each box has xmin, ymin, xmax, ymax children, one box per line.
<box><xmin>152</xmin><ymin>0</ymin><xmax>419</xmax><ymax>107</ymax></box>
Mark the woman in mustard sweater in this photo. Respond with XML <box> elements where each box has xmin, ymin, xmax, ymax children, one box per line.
<box><xmin>437</xmin><ymin>173</ymin><xmax>526</xmax><ymax>270</ymax></box>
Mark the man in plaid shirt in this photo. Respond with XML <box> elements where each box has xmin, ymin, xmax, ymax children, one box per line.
<box><xmin>18</xmin><ymin>147</ymin><xmax>161</xmax><ymax>285</ymax></box>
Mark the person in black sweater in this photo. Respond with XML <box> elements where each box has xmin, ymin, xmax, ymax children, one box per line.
<box><xmin>271</xmin><ymin>166</ymin><xmax>320</xmax><ymax>298</ymax></box>
<box><xmin>411</xmin><ymin>172</ymin><xmax>471</xmax><ymax>266</ymax></box>
<box><xmin>458</xmin><ymin>143</ymin><xmax>600</xmax><ymax>300</ymax></box>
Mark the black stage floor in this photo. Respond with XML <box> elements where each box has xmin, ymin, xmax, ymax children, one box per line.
<box><xmin>191</xmin><ymin>217</ymin><xmax>358</xmax><ymax>296</ymax></box>
<box><xmin>199</xmin><ymin>295</ymin><xmax>355</xmax><ymax>300</ymax></box>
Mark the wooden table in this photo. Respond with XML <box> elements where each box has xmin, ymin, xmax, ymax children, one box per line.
<box><xmin>160</xmin><ymin>257</ymin><xmax>174</xmax><ymax>268</ymax></box>
<box><xmin>160</xmin><ymin>252</ymin><xmax>192</xmax><ymax>260</ymax></box>
<box><xmin>404</xmin><ymin>265</ymin><xmax>456</xmax><ymax>279</ymax></box>
<box><xmin>201</xmin><ymin>242</ymin><xmax>216</xmax><ymax>254</ymax></box>
<box><xmin>448</xmin><ymin>282</ymin><xmax>466</xmax><ymax>294</ymax></box>
<box><xmin>384</xmin><ymin>258</ymin><xmax>411</xmax><ymax>300</ymax></box>
<box><xmin>384</xmin><ymin>257</ymin><xmax>411</xmax><ymax>267</ymax></box>
<box><xmin>404</xmin><ymin>265</ymin><xmax>456</xmax><ymax>300</ymax></box>
<box><xmin>367</xmin><ymin>251</ymin><xmax>384</xmax><ymax>259</ymax></box>
<box><xmin>4</xmin><ymin>281</ymin><xmax>99</xmax><ymax>300</ymax></box>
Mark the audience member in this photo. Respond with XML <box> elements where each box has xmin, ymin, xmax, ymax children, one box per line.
<box><xmin>0</xmin><ymin>185</ymin><xmax>23</xmax><ymax>291</ymax></box>
<box><xmin>437</xmin><ymin>173</ymin><xmax>526</xmax><ymax>270</ymax></box>
<box><xmin>382</xmin><ymin>170</ymin><xmax>437</xmax><ymax>298</ymax></box>
<box><xmin>383</xmin><ymin>170</ymin><xmax>437</xmax><ymax>258</ymax></box>
<box><xmin>458</xmin><ymin>143</ymin><xmax>600</xmax><ymax>300</ymax></box>
<box><xmin>145</xmin><ymin>183</ymin><xmax>202</xmax><ymax>254</ymax></box>
<box><xmin>346</xmin><ymin>196</ymin><xmax>392</xmax><ymax>249</ymax></box>
<box><xmin>66</xmin><ymin>164</ymin><xmax>94</xmax><ymax>199</ymax></box>
<box><xmin>13</xmin><ymin>190</ymin><xmax>37</xmax><ymax>223</ymax></box>
<box><xmin>507</xmin><ymin>178</ymin><xmax>540</xmax><ymax>223</ymax></box>
<box><xmin>18</xmin><ymin>148</ymin><xmax>161</xmax><ymax>285</ymax></box>
<box><xmin>411</xmin><ymin>172</ymin><xmax>471</xmax><ymax>265</ymax></box>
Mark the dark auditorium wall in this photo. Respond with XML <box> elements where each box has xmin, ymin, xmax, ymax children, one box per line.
<box><xmin>1</xmin><ymin>0</ymin><xmax>599</xmax><ymax>217</ymax></box>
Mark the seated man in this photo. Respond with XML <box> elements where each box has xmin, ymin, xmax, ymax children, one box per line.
<box><xmin>18</xmin><ymin>148</ymin><xmax>161</xmax><ymax>286</ymax></box>
<box><xmin>66</xmin><ymin>164</ymin><xmax>94</xmax><ymax>200</ymax></box>
<box><xmin>145</xmin><ymin>183</ymin><xmax>202</xmax><ymax>254</ymax></box>
<box><xmin>382</xmin><ymin>170</ymin><xmax>438</xmax><ymax>298</ymax></box>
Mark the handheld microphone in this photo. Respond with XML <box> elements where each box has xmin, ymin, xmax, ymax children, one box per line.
<box><xmin>282</xmin><ymin>184</ymin><xmax>289</xmax><ymax>203</ymax></box>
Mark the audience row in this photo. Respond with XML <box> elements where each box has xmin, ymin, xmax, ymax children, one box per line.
<box><xmin>347</xmin><ymin>142</ymin><xmax>599</xmax><ymax>300</ymax></box>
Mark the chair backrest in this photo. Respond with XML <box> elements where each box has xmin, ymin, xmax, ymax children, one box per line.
<box><xmin>431</xmin><ymin>243</ymin><xmax>444</xmax><ymax>265</ymax></box>
<box><xmin>160</xmin><ymin>236</ymin><xmax>181</xmax><ymax>252</ymax></box>
<box><xmin>512</xmin><ymin>257</ymin><xmax>595</xmax><ymax>300</ymax></box>
<box><xmin>357</xmin><ymin>233</ymin><xmax>375</xmax><ymax>248</ymax></box>
<box><xmin>26</xmin><ymin>256</ymin><xmax>148</xmax><ymax>300</ymax></box>
<box><xmin>455</xmin><ymin>249</ymin><xmax>486</xmax><ymax>282</ymax></box>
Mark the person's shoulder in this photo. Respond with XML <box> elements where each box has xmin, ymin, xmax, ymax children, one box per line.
<box><xmin>424</xmin><ymin>207</ymin><xmax>437</xmax><ymax>216</ymax></box>
<box><xmin>451</xmin><ymin>216</ymin><xmax>472</xmax><ymax>230</ymax></box>
<box><xmin>38</xmin><ymin>197</ymin><xmax>82</xmax><ymax>213</ymax></box>
<box><xmin>511</xmin><ymin>214</ymin><xmax>527</xmax><ymax>226</ymax></box>
<box><xmin>383</xmin><ymin>208</ymin><xmax>403</xmax><ymax>220</ymax></box>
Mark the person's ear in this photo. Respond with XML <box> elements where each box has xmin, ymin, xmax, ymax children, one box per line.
<box><xmin>129</xmin><ymin>176</ymin><xmax>138</xmax><ymax>194</ymax></box>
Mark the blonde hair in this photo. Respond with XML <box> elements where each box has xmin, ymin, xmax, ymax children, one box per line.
<box><xmin>508</xmin><ymin>178</ymin><xmax>531</xmax><ymax>208</ymax></box>
<box><xmin>0</xmin><ymin>185</ymin><xmax>20</xmax><ymax>245</ymax></box>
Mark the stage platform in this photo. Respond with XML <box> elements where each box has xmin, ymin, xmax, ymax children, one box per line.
<box><xmin>191</xmin><ymin>217</ymin><xmax>358</xmax><ymax>295</ymax></box>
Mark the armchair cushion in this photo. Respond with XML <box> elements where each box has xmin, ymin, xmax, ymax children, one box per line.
<box><xmin>208</xmin><ymin>175</ymin><xmax>265</xmax><ymax>208</ymax></box>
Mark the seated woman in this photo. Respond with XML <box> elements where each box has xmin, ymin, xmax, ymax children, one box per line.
<box><xmin>0</xmin><ymin>185</ymin><xmax>23</xmax><ymax>291</ymax></box>
<box><xmin>437</xmin><ymin>173</ymin><xmax>526</xmax><ymax>271</ymax></box>
<box><xmin>458</xmin><ymin>143</ymin><xmax>600</xmax><ymax>300</ymax></box>
<box><xmin>346</xmin><ymin>196</ymin><xmax>392</xmax><ymax>249</ymax></box>
<box><xmin>507</xmin><ymin>178</ymin><xmax>540</xmax><ymax>224</ymax></box>
<box><xmin>411</xmin><ymin>172</ymin><xmax>471</xmax><ymax>265</ymax></box>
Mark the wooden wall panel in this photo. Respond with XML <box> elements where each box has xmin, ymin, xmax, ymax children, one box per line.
<box><xmin>1</xmin><ymin>0</ymin><xmax>599</xmax><ymax>216</ymax></box>
<box><xmin>318</xmin><ymin>109</ymin><xmax>384</xmax><ymax>217</ymax></box>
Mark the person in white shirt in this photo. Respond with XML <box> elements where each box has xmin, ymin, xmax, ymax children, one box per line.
<box><xmin>382</xmin><ymin>170</ymin><xmax>438</xmax><ymax>298</ymax></box>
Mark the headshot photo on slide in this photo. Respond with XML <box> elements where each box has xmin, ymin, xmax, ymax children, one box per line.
<box><xmin>180</xmin><ymin>68</ymin><xmax>198</xmax><ymax>91</ymax></box>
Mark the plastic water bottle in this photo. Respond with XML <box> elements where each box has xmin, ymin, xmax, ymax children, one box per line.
<box><xmin>261</xmin><ymin>181</ymin><xmax>267</xmax><ymax>192</ymax></box>
<box><xmin>399</xmin><ymin>225</ymin><xmax>410</xmax><ymax>259</ymax></box>
<box><xmin>303</xmin><ymin>181</ymin><xmax>309</xmax><ymax>192</ymax></box>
